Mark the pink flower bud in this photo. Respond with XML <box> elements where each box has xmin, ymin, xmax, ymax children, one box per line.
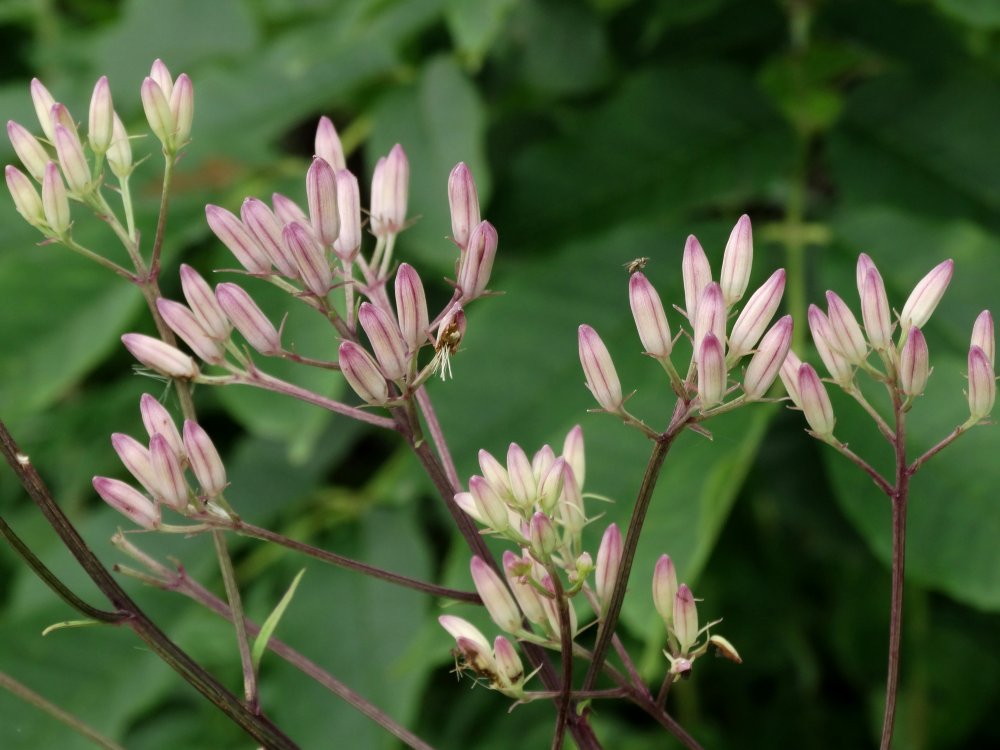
<box><xmin>394</xmin><ymin>263</ymin><xmax>429</xmax><ymax>353</ymax></box>
<box><xmin>825</xmin><ymin>291</ymin><xmax>868</xmax><ymax>365</ymax></box>
<box><xmin>358</xmin><ymin>302</ymin><xmax>408</xmax><ymax>381</ymax></box>
<box><xmin>454</xmin><ymin>491</ymin><xmax>486</xmax><ymax>525</ymax></box>
<box><xmin>121</xmin><ymin>334</ymin><xmax>200</xmax><ymax>379</ymax></box>
<box><xmin>284</xmin><ymin>220</ymin><xmax>332</xmax><ymax>296</ymax></box>
<box><xmin>470</xmin><ymin>557</ymin><xmax>522</xmax><ymax>633</ymax></box>
<box><xmin>149</xmin><ymin>59</ymin><xmax>174</xmax><ymax>98</ymax></box>
<box><xmin>206</xmin><ymin>205</ymin><xmax>272</xmax><ymax>274</ymax></box>
<box><xmin>156</xmin><ymin>298</ymin><xmax>225</xmax><ymax>364</ymax></box>
<box><xmin>673</xmin><ymin>584</ymin><xmax>699</xmax><ymax>654</ymax></box>
<box><xmin>6</xmin><ymin>165</ymin><xmax>44</xmax><ymax>225</ymax></box>
<box><xmin>306</xmin><ymin>157</ymin><xmax>339</xmax><ymax>246</ymax></box>
<box><xmin>333</xmin><ymin>169</ymin><xmax>361</xmax><ymax>261</ymax></box>
<box><xmin>179</xmin><ymin>265</ymin><xmax>231</xmax><ymax>340</ymax></box>
<box><xmin>457</xmin><ymin>220</ymin><xmax>498</xmax><ymax>299</ymax></box>
<box><xmin>578</xmin><ymin>324</ymin><xmax>623</xmax><ymax>413</ymax></box>
<box><xmin>448</xmin><ymin>162</ymin><xmax>480</xmax><ymax>249</ymax></box>
<box><xmin>561</xmin><ymin>425</ymin><xmax>585</xmax><ymax>488</ymax></box>
<box><xmin>861</xmin><ymin>267</ymin><xmax>893</xmax><ymax>351</ymax></box>
<box><xmin>557</xmin><ymin>465</ymin><xmax>585</xmax><ymax>545</ymax></box>
<box><xmin>53</xmin><ymin>125</ymin><xmax>90</xmax><ymax>193</ymax></box>
<box><xmin>629</xmin><ymin>272</ymin><xmax>672</xmax><ymax>358</ymax></box>
<box><xmin>338</xmin><ymin>341</ymin><xmax>389</xmax><ymax>406</ymax></box>
<box><xmin>798</xmin><ymin>363</ymin><xmax>836</xmax><ymax>436</ymax></box>
<box><xmin>140</xmin><ymin>77</ymin><xmax>173</xmax><ymax>148</ymax></box>
<box><xmin>468</xmin><ymin>475</ymin><xmax>511</xmax><ymax>532</ymax></box>
<box><xmin>88</xmin><ymin>76</ymin><xmax>114</xmax><ymax>154</ymax></box>
<box><xmin>682</xmin><ymin>234</ymin><xmax>712</xmax><ymax>321</ymax></box>
<box><xmin>169</xmin><ymin>74</ymin><xmax>194</xmax><ymax>146</ymax></box>
<box><xmin>899</xmin><ymin>259</ymin><xmax>953</xmax><ymax>334</ymax></box>
<box><xmin>240</xmin><ymin>198</ymin><xmax>298</xmax><ymax>277</ymax></box>
<box><xmin>215</xmin><ymin>282</ymin><xmax>282</xmax><ymax>355</ymax></box>
<box><xmin>92</xmin><ymin>477</ymin><xmax>160</xmax><ymax>530</ymax></box>
<box><xmin>149</xmin><ymin>433</ymin><xmax>189</xmax><ymax>510</ymax></box>
<box><xmin>697</xmin><ymin>332</ymin><xmax>726</xmax><ymax>408</ymax></box>
<box><xmin>968</xmin><ymin>345</ymin><xmax>995</xmax><ymax>421</ymax></box>
<box><xmin>528</xmin><ymin>512</ymin><xmax>558</xmax><ymax>559</ymax></box>
<box><xmin>652</xmin><ymin>554</ymin><xmax>678</xmax><ymax>627</ymax></box>
<box><xmin>139</xmin><ymin>393</ymin><xmax>184</xmax><ymax>457</ymax></box>
<box><xmin>29</xmin><ymin>78</ymin><xmax>57</xmax><ymax>141</ymax></box>
<box><xmin>271</xmin><ymin>191</ymin><xmax>309</xmax><ymax>226</ymax></box>
<box><xmin>693</xmin><ymin>282</ymin><xmax>726</xmax><ymax>353</ymax></box>
<box><xmin>743</xmin><ymin>315</ymin><xmax>793</xmax><ymax>399</ymax></box>
<box><xmin>808</xmin><ymin>305</ymin><xmax>853</xmax><ymax>384</ymax></box>
<box><xmin>370</xmin><ymin>144</ymin><xmax>408</xmax><ymax>236</ymax></box>
<box><xmin>492</xmin><ymin>636</ymin><xmax>524</xmax><ymax>690</ymax></box>
<box><xmin>728</xmin><ymin>269</ymin><xmax>785</xmax><ymax>360</ymax></box>
<box><xmin>478</xmin><ymin>449</ymin><xmax>511</xmax><ymax>499</ymax></box>
<box><xmin>972</xmin><ymin>310</ymin><xmax>994</xmax><ymax>367</ymax></box>
<box><xmin>779</xmin><ymin>350</ymin><xmax>804</xmax><ymax>406</ymax></box>
<box><xmin>502</xmin><ymin>550</ymin><xmax>547</xmax><ymax>626</ymax></box>
<box><xmin>536</xmin><ymin>457</ymin><xmax>566</xmax><ymax>515</ymax></box>
<box><xmin>506</xmin><ymin>443</ymin><xmax>536</xmax><ymax>509</ymax></box>
<box><xmin>183</xmin><ymin>420</ymin><xmax>227</xmax><ymax>499</ymax></box>
<box><xmin>107</xmin><ymin>115</ymin><xmax>133</xmax><ymax>179</ymax></box>
<box><xmin>899</xmin><ymin>326</ymin><xmax>929</xmax><ymax>397</ymax></box>
<box><xmin>595</xmin><ymin>523</ymin><xmax>622</xmax><ymax>616</ymax></box>
<box><xmin>720</xmin><ymin>214</ymin><xmax>753</xmax><ymax>306</ymax></box>
<box><xmin>41</xmin><ymin>162</ymin><xmax>70</xmax><ymax>235</ymax></box>
<box><xmin>50</xmin><ymin>103</ymin><xmax>76</xmax><ymax>136</ymax></box>
<box><xmin>7</xmin><ymin>120</ymin><xmax>48</xmax><ymax>181</ymax></box>
<box><xmin>531</xmin><ymin>444</ymin><xmax>556</xmax><ymax>482</ymax></box>
<box><xmin>438</xmin><ymin>614</ymin><xmax>491</xmax><ymax>652</ymax></box>
<box><xmin>539</xmin><ymin>574</ymin><xmax>577</xmax><ymax>638</ymax></box>
<box><xmin>442</xmin><ymin>619</ymin><xmax>499</xmax><ymax>678</ymax></box>
<box><xmin>111</xmin><ymin>433</ymin><xmax>158</xmax><ymax>495</ymax></box>
<box><xmin>856</xmin><ymin>253</ymin><xmax>877</xmax><ymax>300</ymax></box>
<box><xmin>314</xmin><ymin>116</ymin><xmax>346</xmax><ymax>171</ymax></box>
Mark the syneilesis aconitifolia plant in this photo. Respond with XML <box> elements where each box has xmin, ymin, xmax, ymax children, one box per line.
<box><xmin>778</xmin><ymin>255</ymin><xmax>995</xmax><ymax>750</ymax></box>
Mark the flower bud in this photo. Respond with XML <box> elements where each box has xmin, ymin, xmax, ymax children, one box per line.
<box><xmin>561</xmin><ymin>425</ymin><xmax>585</xmax><ymax>488</ymax></box>
<box><xmin>899</xmin><ymin>259</ymin><xmax>954</xmax><ymax>334</ymax></box>
<box><xmin>536</xmin><ymin>457</ymin><xmax>566</xmax><ymax>515</ymax></box>
<box><xmin>539</xmin><ymin>575</ymin><xmax>577</xmax><ymax>639</ymax></box>
<box><xmin>121</xmin><ymin>334</ymin><xmax>200</xmax><ymax>379</ymax></box>
<box><xmin>50</xmin><ymin>103</ymin><xmax>77</xmax><ymax>137</ymax></box>
<box><xmin>29</xmin><ymin>78</ymin><xmax>57</xmax><ymax>141</ymax></box>
<box><xmin>492</xmin><ymin>636</ymin><xmax>524</xmax><ymax>690</ymax></box>
<box><xmin>808</xmin><ymin>305</ymin><xmax>853</xmax><ymax>385</ymax></box>
<box><xmin>338</xmin><ymin>341</ymin><xmax>389</xmax><ymax>406</ymax></box>
<box><xmin>693</xmin><ymin>282</ymin><xmax>726</xmax><ymax>353</ymax></box>
<box><xmin>139</xmin><ymin>393</ymin><xmax>184</xmax><ymax>457</ymax></box>
<box><xmin>358</xmin><ymin>302</ymin><xmax>408</xmax><ymax>381</ymax></box>
<box><xmin>595</xmin><ymin>523</ymin><xmax>622</xmax><ymax>616</ymax></box>
<box><xmin>673</xmin><ymin>584</ymin><xmax>699</xmax><ymax>654</ymax></box>
<box><xmin>149</xmin><ymin>59</ymin><xmax>174</xmax><ymax>97</ymax></box>
<box><xmin>528</xmin><ymin>512</ymin><xmax>558</xmax><ymax>560</ymax></box>
<box><xmin>728</xmin><ymin>268</ymin><xmax>785</xmax><ymax>360</ymax></box>
<box><xmin>468</xmin><ymin>475</ymin><xmax>510</xmax><ymax>532</ymax></box>
<box><xmin>271</xmin><ymin>191</ymin><xmax>309</xmax><ymax>226</ymax></box>
<box><xmin>557</xmin><ymin>465</ymin><xmax>585</xmax><ymax>547</ymax></box>
<box><xmin>709</xmin><ymin>634</ymin><xmax>743</xmax><ymax>664</ymax></box>
<box><xmin>140</xmin><ymin>77</ymin><xmax>173</xmax><ymax>148</ymax></box>
<box><xmin>531</xmin><ymin>444</ymin><xmax>556</xmax><ymax>482</ymax></box>
<box><xmin>183</xmin><ymin>420</ymin><xmax>227</xmax><ymax>499</ymax></box>
<box><xmin>825</xmin><ymin>291</ymin><xmax>868</xmax><ymax>365</ymax></box>
<box><xmin>156</xmin><ymin>298</ymin><xmax>225</xmax><ymax>364</ymax></box>
<box><xmin>6</xmin><ymin>165</ymin><xmax>44</xmax><ymax>225</ymax></box>
<box><xmin>629</xmin><ymin>272</ymin><xmax>671</xmax><ymax>358</ymax></box>
<box><xmin>856</xmin><ymin>253</ymin><xmax>877</xmax><ymax>300</ymax></box>
<box><xmin>314</xmin><ymin>116</ymin><xmax>346</xmax><ymax>170</ymax></box>
<box><xmin>88</xmin><ymin>76</ymin><xmax>114</xmax><ymax>154</ymax></box>
<box><xmin>798</xmin><ymin>363</ymin><xmax>836</xmax><ymax>437</ymax></box>
<box><xmin>215</xmin><ymin>282</ymin><xmax>282</xmax><ymax>355</ymax></box>
<box><xmin>7</xmin><ymin>120</ymin><xmax>49</xmax><ymax>181</ymax></box>
<box><xmin>478</xmin><ymin>449</ymin><xmax>511</xmax><ymax>500</ymax></box>
<box><xmin>454</xmin><ymin>491</ymin><xmax>487</xmax><ymax>525</ymax></box>
<box><xmin>682</xmin><ymin>235</ymin><xmax>712</xmax><ymax>321</ymax></box>
<box><xmin>206</xmin><ymin>205</ymin><xmax>272</xmax><ymax>275</ymax></box>
<box><xmin>720</xmin><ymin>214</ymin><xmax>752</xmax><ymax>306</ymax></box>
<box><xmin>41</xmin><ymin>162</ymin><xmax>70</xmax><ymax>235</ymax></box>
<box><xmin>652</xmin><ymin>554</ymin><xmax>678</xmax><ymax>628</ymax></box>
<box><xmin>370</xmin><ymin>144</ymin><xmax>409</xmax><ymax>236</ymax></box>
<box><xmin>169</xmin><ymin>74</ymin><xmax>194</xmax><ymax>147</ymax></box>
<box><xmin>149</xmin><ymin>432</ymin><xmax>188</xmax><ymax>511</ymax></box>
<box><xmin>448</xmin><ymin>162</ymin><xmax>480</xmax><ymax>249</ymax></box>
<box><xmin>240</xmin><ymin>198</ymin><xmax>297</xmax><ymax>277</ymax></box>
<box><xmin>899</xmin><ymin>326</ymin><xmax>929</xmax><ymax>397</ymax></box>
<box><xmin>107</xmin><ymin>115</ymin><xmax>133</xmax><ymax>179</ymax></box>
<box><xmin>333</xmin><ymin>169</ymin><xmax>361</xmax><ymax>261</ymax></box>
<box><xmin>968</xmin><ymin>345</ymin><xmax>995</xmax><ymax>421</ymax></box>
<box><xmin>179</xmin><ymin>264</ymin><xmax>231</xmax><ymax>340</ymax></box>
<box><xmin>861</xmin><ymin>267</ymin><xmax>893</xmax><ymax>351</ymax></box>
<box><xmin>110</xmin><ymin>433</ymin><xmax>158</xmax><ymax>495</ymax></box>
<box><xmin>697</xmin><ymin>333</ymin><xmax>726</xmax><ymax>408</ymax></box>
<box><xmin>743</xmin><ymin>315</ymin><xmax>793</xmax><ymax>399</ymax></box>
<box><xmin>502</xmin><ymin>550</ymin><xmax>547</xmax><ymax>626</ymax></box>
<box><xmin>394</xmin><ymin>263</ymin><xmax>429</xmax><ymax>353</ymax></box>
<box><xmin>284</xmin><ymin>220</ymin><xmax>332</xmax><ymax>296</ymax></box>
<box><xmin>972</xmin><ymin>311</ymin><xmax>994</xmax><ymax>368</ymax></box>
<box><xmin>434</xmin><ymin>306</ymin><xmax>466</xmax><ymax>378</ymax></box>
<box><xmin>457</xmin><ymin>220</ymin><xmax>498</xmax><ymax>299</ymax></box>
<box><xmin>306</xmin><ymin>157</ymin><xmax>339</xmax><ymax>246</ymax></box>
<box><xmin>54</xmin><ymin>125</ymin><xmax>91</xmax><ymax>193</ymax></box>
<box><xmin>578</xmin><ymin>325</ymin><xmax>623</xmax><ymax>413</ymax></box>
<box><xmin>779</xmin><ymin>350</ymin><xmax>804</xmax><ymax>406</ymax></box>
<box><xmin>506</xmin><ymin>443</ymin><xmax>536</xmax><ymax>510</ymax></box>
<box><xmin>439</xmin><ymin>616</ymin><xmax>498</xmax><ymax>678</ymax></box>
<box><xmin>92</xmin><ymin>477</ymin><xmax>160</xmax><ymax>530</ymax></box>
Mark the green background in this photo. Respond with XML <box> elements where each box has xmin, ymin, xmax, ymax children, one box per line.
<box><xmin>1</xmin><ymin>0</ymin><xmax>999</xmax><ymax>747</ymax></box>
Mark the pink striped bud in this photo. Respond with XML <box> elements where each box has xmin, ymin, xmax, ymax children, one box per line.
<box><xmin>629</xmin><ymin>272</ymin><xmax>671</xmax><ymax>358</ymax></box>
<box><xmin>370</xmin><ymin>144</ymin><xmax>409</xmax><ymax>236</ymax></box>
<box><xmin>110</xmin><ymin>433</ymin><xmax>158</xmax><ymax>495</ymax></box>
<box><xmin>595</xmin><ymin>523</ymin><xmax>622</xmax><ymax>616</ymax></box>
<box><xmin>697</xmin><ymin>332</ymin><xmax>726</xmax><ymax>408</ymax></box>
<box><xmin>156</xmin><ymin>298</ymin><xmax>225</xmax><ymax>364</ymax></box>
<box><xmin>54</xmin><ymin>125</ymin><xmax>90</xmax><ymax>193</ymax></box>
<box><xmin>856</xmin><ymin>253</ymin><xmax>877</xmax><ymax>300</ymax></box>
<box><xmin>478</xmin><ymin>449</ymin><xmax>511</xmax><ymax>500</ymax></box>
<box><xmin>41</xmin><ymin>162</ymin><xmax>70</xmax><ymax>235</ymax></box>
<box><xmin>561</xmin><ymin>425</ymin><xmax>585</xmax><ymax>488</ymax></box>
<box><xmin>531</xmin><ymin>444</ymin><xmax>556</xmax><ymax>482</ymax></box>
<box><xmin>240</xmin><ymin>198</ymin><xmax>298</xmax><ymax>277</ymax></box>
<box><xmin>394</xmin><ymin>263</ymin><xmax>429</xmax><ymax>353</ymax></box>
<box><xmin>798</xmin><ymin>363</ymin><xmax>836</xmax><ymax>436</ymax></box>
<box><xmin>457</xmin><ymin>220</ymin><xmax>498</xmax><ymax>299</ymax></box>
<box><xmin>88</xmin><ymin>76</ymin><xmax>114</xmax><ymax>154</ymax></box>
<box><xmin>139</xmin><ymin>393</ymin><xmax>184</xmax><ymax>457</ymax></box>
<box><xmin>183</xmin><ymin>420</ymin><xmax>227</xmax><ymax>498</ymax></box>
<box><xmin>338</xmin><ymin>341</ymin><xmax>389</xmax><ymax>406</ymax></box>
<box><xmin>468</xmin><ymin>475</ymin><xmax>511</xmax><ymax>532</ymax></box>
<box><xmin>825</xmin><ymin>291</ymin><xmax>868</xmax><ymax>365</ymax></box>
<box><xmin>502</xmin><ymin>550</ymin><xmax>547</xmax><ymax>626</ymax></box>
<box><xmin>121</xmin><ymin>334</ymin><xmax>199</xmax><ymax>379</ymax></box>
<box><xmin>728</xmin><ymin>268</ymin><xmax>785</xmax><ymax>360</ymax></box>
<box><xmin>720</xmin><ymin>214</ymin><xmax>753</xmax><ymax>306</ymax></box>
<box><xmin>179</xmin><ymin>264</ymin><xmax>231</xmax><ymax>340</ymax></box>
<box><xmin>968</xmin><ymin>345</ymin><xmax>995</xmax><ymax>421</ymax></box>
<box><xmin>149</xmin><ymin>433</ymin><xmax>188</xmax><ymax>510</ymax></box>
<box><xmin>693</xmin><ymin>282</ymin><xmax>726</xmax><ymax>352</ymax></box>
<box><xmin>682</xmin><ymin>234</ymin><xmax>712</xmax><ymax>321</ymax></box>
<box><xmin>492</xmin><ymin>636</ymin><xmax>524</xmax><ymax>690</ymax></box>
<box><xmin>107</xmin><ymin>115</ymin><xmax>133</xmax><ymax>179</ymax></box>
<box><xmin>673</xmin><ymin>584</ymin><xmax>699</xmax><ymax>654</ymax></box>
<box><xmin>6</xmin><ymin>165</ymin><xmax>44</xmax><ymax>225</ymax></box>
<box><xmin>779</xmin><ymin>350</ymin><xmax>804</xmax><ymax>406</ymax></box>
<box><xmin>808</xmin><ymin>305</ymin><xmax>853</xmax><ymax>384</ymax></box>
<box><xmin>271</xmin><ymin>191</ymin><xmax>309</xmax><ymax>226</ymax></box>
<box><xmin>284</xmin><ymin>220</ymin><xmax>332</xmax><ymax>296</ymax></box>
<box><xmin>358</xmin><ymin>302</ymin><xmax>408</xmax><ymax>381</ymax></box>
<box><xmin>861</xmin><ymin>267</ymin><xmax>893</xmax><ymax>351</ymax></box>
<box><xmin>448</xmin><ymin>162</ymin><xmax>480</xmax><ymax>248</ymax></box>
<box><xmin>306</xmin><ymin>157</ymin><xmax>339</xmax><ymax>246</ymax></box>
<box><xmin>899</xmin><ymin>326</ymin><xmax>929</xmax><ymax>397</ymax></box>
<box><xmin>506</xmin><ymin>443</ymin><xmax>536</xmax><ymax>509</ymax></box>
<box><xmin>29</xmin><ymin>78</ymin><xmax>57</xmax><ymax>141</ymax></box>
<box><xmin>972</xmin><ymin>310</ymin><xmax>994</xmax><ymax>367</ymax></box>
<box><xmin>333</xmin><ymin>169</ymin><xmax>361</xmax><ymax>261</ymax></box>
<box><xmin>206</xmin><ymin>205</ymin><xmax>271</xmax><ymax>274</ymax></box>
<box><xmin>652</xmin><ymin>554</ymin><xmax>678</xmax><ymax>627</ymax></box>
<box><xmin>7</xmin><ymin>120</ymin><xmax>48</xmax><ymax>181</ymax></box>
<box><xmin>536</xmin><ymin>457</ymin><xmax>566</xmax><ymax>515</ymax></box>
<box><xmin>140</xmin><ymin>77</ymin><xmax>173</xmax><ymax>148</ymax></box>
<box><xmin>314</xmin><ymin>116</ymin><xmax>346</xmax><ymax>170</ymax></box>
<box><xmin>454</xmin><ymin>491</ymin><xmax>486</xmax><ymax>526</ymax></box>
<box><xmin>50</xmin><ymin>103</ymin><xmax>76</xmax><ymax>136</ymax></box>
<box><xmin>169</xmin><ymin>74</ymin><xmax>194</xmax><ymax>147</ymax></box>
<box><xmin>899</xmin><ymin>259</ymin><xmax>954</xmax><ymax>334</ymax></box>
<box><xmin>439</xmin><ymin>616</ymin><xmax>497</xmax><ymax>677</ymax></box>
<box><xmin>528</xmin><ymin>511</ymin><xmax>558</xmax><ymax>559</ymax></box>
<box><xmin>149</xmin><ymin>59</ymin><xmax>174</xmax><ymax>97</ymax></box>
<box><xmin>215</xmin><ymin>282</ymin><xmax>282</xmax><ymax>355</ymax></box>
<box><xmin>744</xmin><ymin>315</ymin><xmax>793</xmax><ymax>399</ymax></box>
<box><xmin>578</xmin><ymin>324</ymin><xmax>623</xmax><ymax>412</ymax></box>
<box><xmin>92</xmin><ymin>477</ymin><xmax>159</xmax><ymax>530</ymax></box>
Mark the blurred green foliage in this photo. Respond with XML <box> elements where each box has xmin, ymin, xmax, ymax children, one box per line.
<box><xmin>1</xmin><ymin>0</ymin><xmax>999</xmax><ymax>747</ymax></box>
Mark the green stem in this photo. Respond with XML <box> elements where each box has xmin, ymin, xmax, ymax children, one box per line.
<box><xmin>212</xmin><ymin>532</ymin><xmax>258</xmax><ymax>709</ymax></box>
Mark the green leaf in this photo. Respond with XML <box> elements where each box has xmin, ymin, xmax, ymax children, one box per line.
<box><xmin>445</xmin><ymin>0</ymin><xmax>519</xmax><ymax>70</ymax></box>
<box><xmin>251</xmin><ymin>568</ymin><xmax>305</xmax><ymax>671</ymax></box>
<box><xmin>933</xmin><ymin>0</ymin><xmax>1000</xmax><ymax>27</ymax></box>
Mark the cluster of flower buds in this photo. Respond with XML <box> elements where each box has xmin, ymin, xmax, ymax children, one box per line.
<box><xmin>140</xmin><ymin>59</ymin><xmax>194</xmax><ymax>155</ymax></box>
<box><xmin>92</xmin><ymin>394</ymin><xmax>228</xmax><ymax>529</ymax></box>
<box><xmin>780</xmin><ymin>254</ymin><xmax>994</xmax><ymax>439</ymax></box>
<box><xmin>439</xmin><ymin>614</ymin><xmax>526</xmax><ymax>699</ymax></box>
<box><xmin>579</xmin><ymin>216</ymin><xmax>792</xmax><ymax>419</ymax></box>
<box><xmin>652</xmin><ymin>554</ymin><xmax>740</xmax><ymax>680</ymax></box>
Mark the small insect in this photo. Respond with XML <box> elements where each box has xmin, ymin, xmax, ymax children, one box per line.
<box><xmin>624</xmin><ymin>257</ymin><xmax>650</xmax><ymax>274</ymax></box>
